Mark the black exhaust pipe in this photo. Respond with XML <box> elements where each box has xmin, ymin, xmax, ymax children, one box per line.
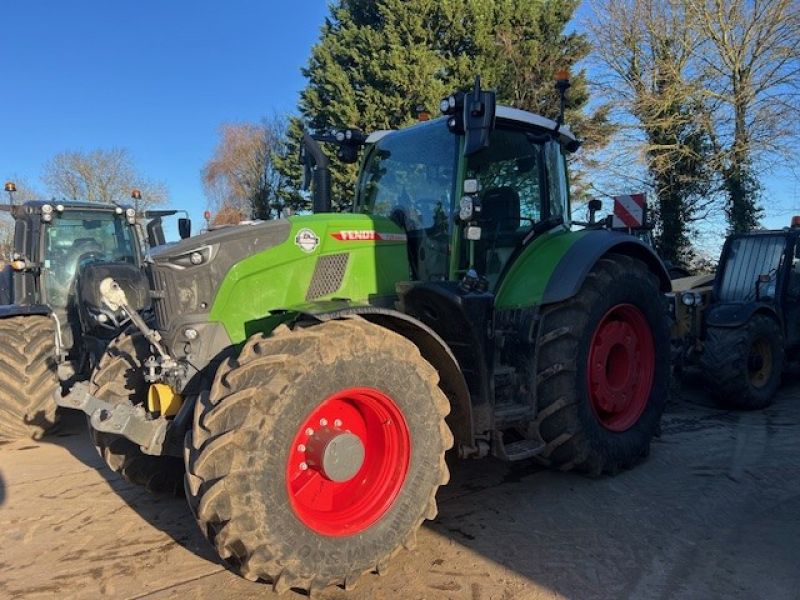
<box><xmin>301</xmin><ymin>133</ymin><xmax>332</xmax><ymax>214</ymax></box>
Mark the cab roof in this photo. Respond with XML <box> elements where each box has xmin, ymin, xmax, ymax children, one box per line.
<box><xmin>0</xmin><ymin>200</ymin><xmax>133</xmax><ymax>215</ymax></box>
<box><xmin>365</xmin><ymin>104</ymin><xmax>578</xmax><ymax>147</ymax></box>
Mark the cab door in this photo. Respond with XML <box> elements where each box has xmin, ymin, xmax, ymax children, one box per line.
<box><xmin>460</xmin><ymin>127</ymin><xmax>568</xmax><ymax>290</ymax></box>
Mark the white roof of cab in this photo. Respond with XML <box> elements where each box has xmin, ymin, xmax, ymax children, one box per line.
<box><xmin>496</xmin><ymin>106</ymin><xmax>577</xmax><ymax>143</ymax></box>
<box><xmin>365</xmin><ymin>105</ymin><xmax>577</xmax><ymax>145</ymax></box>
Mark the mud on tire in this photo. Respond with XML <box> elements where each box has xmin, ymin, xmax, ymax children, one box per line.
<box><xmin>0</xmin><ymin>315</ymin><xmax>59</xmax><ymax>440</ymax></box>
<box><xmin>700</xmin><ymin>314</ymin><xmax>783</xmax><ymax>410</ymax></box>
<box><xmin>532</xmin><ymin>253</ymin><xmax>670</xmax><ymax>475</ymax></box>
<box><xmin>185</xmin><ymin>319</ymin><xmax>452</xmax><ymax>594</ymax></box>
<box><xmin>89</xmin><ymin>326</ymin><xmax>184</xmax><ymax>494</ymax></box>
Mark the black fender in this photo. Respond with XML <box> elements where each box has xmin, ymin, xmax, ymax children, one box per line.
<box><xmin>705</xmin><ymin>302</ymin><xmax>781</xmax><ymax>329</ymax></box>
<box><xmin>291</xmin><ymin>304</ymin><xmax>474</xmax><ymax>457</ymax></box>
<box><xmin>542</xmin><ymin>230</ymin><xmax>672</xmax><ymax>305</ymax></box>
<box><xmin>0</xmin><ymin>303</ymin><xmax>51</xmax><ymax>319</ymax></box>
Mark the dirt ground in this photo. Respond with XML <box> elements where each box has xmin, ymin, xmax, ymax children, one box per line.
<box><xmin>1</xmin><ymin>382</ymin><xmax>799</xmax><ymax>600</ymax></box>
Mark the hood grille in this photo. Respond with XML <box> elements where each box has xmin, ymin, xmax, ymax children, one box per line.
<box><xmin>148</xmin><ymin>267</ymin><xmax>174</xmax><ymax>331</ymax></box>
<box><xmin>306</xmin><ymin>253</ymin><xmax>349</xmax><ymax>301</ymax></box>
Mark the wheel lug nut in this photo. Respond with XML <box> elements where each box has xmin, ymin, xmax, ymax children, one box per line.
<box><xmin>305</xmin><ymin>427</ymin><xmax>314</xmax><ymax>436</ymax></box>
<box><xmin>299</xmin><ymin>462</ymin><xmax>308</xmax><ymax>471</ymax></box>
<box><xmin>334</xmin><ymin>419</ymin><xmax>342</xmax><ymax>428</ymax></box>
<box><xmin>320</xmin><ymin>418</ymin><xmax>328</xmax><ymax>426</ymax></box>
<box><xmin>297</xmin><ymin>444</ymin><xmax>306</xmax><ymax>452</ymax></box>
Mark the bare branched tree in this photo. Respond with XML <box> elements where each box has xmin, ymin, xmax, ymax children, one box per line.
<box><xmin>42</xmin><ymin>148</ymin><xmax>168</xmax><ymax>211</ymax></box>
<box><xmin>688</xmin><ymin>0</ymin><xmax>800</xmax><ymax>231</ymax></box>
<box><xmin>589</xmin><ymin>0</ymin><xmax>716</xmax><ymax>263</ymax></box>
<box><xmin>203</xmin><ymin>115</ymin><xmax>297</xmax><ymax>220</ymax></box>
<box><xmin>590</xmin><ymin>0</ymin><xmax>800</xmax><ymax>246</ymax></box>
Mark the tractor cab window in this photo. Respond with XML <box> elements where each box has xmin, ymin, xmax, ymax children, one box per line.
<box><xmin>42</xmin><ymin>211</ymin><xmax>138</xmax><ymax>307</ymax></box>
<box><xmin>356</xmin><ymin>120</ymin><xmax>458</xmax><ymax>281</ymax></box>
<box><xmin>465</xmin><ymin>128</ymin><xmax>549</xmax><ymax>288</ymax></box>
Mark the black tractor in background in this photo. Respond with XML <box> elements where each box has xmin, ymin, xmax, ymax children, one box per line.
<box><xmin>0</xmin><ymin>185</ymin><xmax>190</xmax><ymax>439</ymax></box>
<box><xmin>697</xmin><ymin>223</ymin><xmax>800</xmax><ymax>409</ymax></box>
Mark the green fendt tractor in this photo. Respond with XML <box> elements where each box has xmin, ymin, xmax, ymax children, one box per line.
<box><xmin>0</xmin><ymin>186</ymin><xmax>190</xmax><ymax>439</ymax></box>
<box><xmin>58</xmin><ymin>78</ymin><xmax>671</xmax><ymax>593</ymax></box>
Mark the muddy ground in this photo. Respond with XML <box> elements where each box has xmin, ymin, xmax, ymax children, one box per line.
<box><xmin>1</xmin><ymin>383</ymin><xmax>799</xmax><ymax>600</ymax></box>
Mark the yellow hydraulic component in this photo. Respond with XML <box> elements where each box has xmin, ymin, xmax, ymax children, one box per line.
<box><xmin>147</xmin><ymin>383</ymin><xmax>183</xmax><ymax>417</ymax></box>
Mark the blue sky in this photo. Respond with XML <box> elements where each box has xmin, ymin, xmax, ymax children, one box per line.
<box><xmin>2</xmin><ymin>1</ymin><xmax>796</xmax><ymax>254</ymax></box>
<box><xmin>0</xmin><ymin>0</ymin><xmax>329</xmax><ymax>228</ymax></box>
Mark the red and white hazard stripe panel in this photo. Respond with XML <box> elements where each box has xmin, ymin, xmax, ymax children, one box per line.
<box><xmin>612</xmin><ymin>194</ymin><xmax>646</xmax><ymax>228</ymax></box>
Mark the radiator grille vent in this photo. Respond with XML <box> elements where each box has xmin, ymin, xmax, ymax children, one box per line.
<box><xmin>148</xmin><ymin>268</ymin><xmax>173</xmax><ymax>331</ymax></box>
<box><xmin>306</xmin><ymin>253</ymin><xmax>349</xmax><ymax>300</ymax></box>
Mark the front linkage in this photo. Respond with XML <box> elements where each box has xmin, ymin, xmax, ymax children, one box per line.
<box><xmin>56</xmin><ymin>381</ymin><xmax>169</xmax><ymax>455</ymax></box>
<box><xmin>55</xmin><ymin>277</ymin><xmax>184</xmax><ymax>457</ymax></box>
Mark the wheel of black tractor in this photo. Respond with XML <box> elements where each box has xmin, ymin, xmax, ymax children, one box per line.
<box><xmin>0</xmin><ymin>315</ymin><xmax>60</xmax><ymax>440</ymax></box>
<box><xmin>184</xmin><ymin>319</ymin><xmax>452</xmax><ymax>593</ymax></box>
<box><xmin>700</xmin><ymin>314</ymin><xmax>783</xmax><ymax>410</ymax></box>
<box><xmin>532</xmin><ymin>253</ymin><xmax>669</xmax><ymax>474</ymax></box>
<box><xmin>89</xmin><ymin>326</ymin><xmax>184</xmax><ymax>494</ymax></box>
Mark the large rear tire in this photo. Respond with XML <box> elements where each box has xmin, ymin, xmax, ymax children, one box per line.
<box><xmin>89</xmin><ymin>327</ymin><xmax>184</xmax><ymax>494</ymax></box>
<box><xmin>532</xmin><ymin>254</ymin><xmax>669</xmax><ymax>474</ymax></box>
<box><xmin>0</xmin><ymin>315</ymin><xmax>59</xmax><ymax>441</ymax></box>
<box><xmin>700</xmin><ymin>314</ymin><xmax>783</xmax><ymax>410</ymax></box>
<box><xmin>185</xmin><ymin>319</ymin><xmax>452</xmax><ymax>593</ymax></box>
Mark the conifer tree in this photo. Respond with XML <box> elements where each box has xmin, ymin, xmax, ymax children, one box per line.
<box><xmin>276</xmin><ymin>0</ymin><xmax>610</xmax><ymax>210</ymax></box>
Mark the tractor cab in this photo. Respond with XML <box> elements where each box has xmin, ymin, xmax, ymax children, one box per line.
<box><xmin>706</xmin><ymin>226</ymin><xmax>800</xmax><ymax>348</ymax></box>
<box><xmin>1</xmin><ymin>200</ymin><xmax>144</xmax><ymax>307</ymax></box>
<box><xmin>354</xmin><ymin>106</ymin><xmax>576</xmax><ymax>291</ymax></box>
<box><xmin>40</xmin><ymin>205</ymin><xmax>142</xmax><ymax>307</ymax></box>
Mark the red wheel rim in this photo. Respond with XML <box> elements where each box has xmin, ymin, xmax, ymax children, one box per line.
<box><xmin>587</xmin><ymin>304</ymin><xmax>655</xmax><ymax>432</ymax></box>
<box><xmin>286</xmin><ymin>387</ymin><xmax>410</xmax><ymax>537</ymax></box>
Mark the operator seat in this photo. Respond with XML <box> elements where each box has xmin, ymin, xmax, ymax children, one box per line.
<box><xmin>481</xmin><ymin>186</ymin><xmax>521</xmax><ymax>241</ymax></box>
<box><xmin>61</xmin><ymin>238</ymin><xmax>104</xmax><ymax>288</ymax></box>
<box><xmin>67</xmin><ymin>238</ymin><xmax>104</xmax><ymax>266</ymax></box>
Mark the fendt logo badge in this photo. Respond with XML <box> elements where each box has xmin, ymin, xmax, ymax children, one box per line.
<box><xmin>332</xmin><ymin>230</ymin><xmax>407</xmax><ymax>242</ymax></box>
<box><xmin>295</xmin><ymin>228</ymin><xmax>320</xmax><ymax>253</ymax></box>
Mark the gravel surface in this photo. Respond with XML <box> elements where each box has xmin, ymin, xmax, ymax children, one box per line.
<box><xmin>1</xmin><ymin>383</ymin><xmax>799</xmax><ymax>599</ymax></box>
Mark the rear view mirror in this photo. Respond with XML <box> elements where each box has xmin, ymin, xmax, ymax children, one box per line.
<box><xmin>588</xmin><ymin>198</ymin><xmax>602</xmax><ymax>225</ymax></box>
<box><xmin>441</xmin><ymin>76</ymin><xmax>496</xmax><ymax>157</ymax></box>
<box><xmin>463</xmin><ymin>77</ymin><xmax>496</xmax><ymax>156</ymax></box>
<box><xmin>178</xmin><ymin>218</ymin><xmax>191</xmax><ymax>239</ymax></box>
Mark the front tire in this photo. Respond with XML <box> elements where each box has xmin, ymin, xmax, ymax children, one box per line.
<box><xmin>185</xmin><ymin>319</ymin><xmax>452</xmax><ymax>593</ymax></box>
<box><xmin>89</xmin><ymin>327</ymin><xmax>184</xmax><ymax>493</ymax></box>
<box><xmin>700</xmin><ymin>314</ymin><xmax>783</xmax><ymax>410</ymax></box>
<box><xmin>532</xmin><ymin>254</ymin><xmax>670</xmax><ymax>474</ymax></box>
<box><xmin>0</xmin><ymin>316</ymin><xmax>59</xmax><ymax>440</ymax></box>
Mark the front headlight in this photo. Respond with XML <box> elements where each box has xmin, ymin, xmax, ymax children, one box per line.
<box><xmin>167</xmin><ymin>244</ymin><xmax>217</xmax><ymax>269</ymax></box>
<box><xmin>681</xmin><ymin>293</ymin><xmax>695</xmax><ymax>306</ymax></box>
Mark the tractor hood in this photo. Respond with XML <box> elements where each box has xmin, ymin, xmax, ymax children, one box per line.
<box><xmin>146</xmin><ymin>219</ymin><xmax>292</xmax><ymax>341</ymax></box>
<box><xmin>149</xmin><ymin>220</ymin><xmax>292</xmax><ymax>268</ymax></box>
<box><xmin>146</xmin><ymin>214</ymin><xmax>409</xmax><ymax>357</ymax></box>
